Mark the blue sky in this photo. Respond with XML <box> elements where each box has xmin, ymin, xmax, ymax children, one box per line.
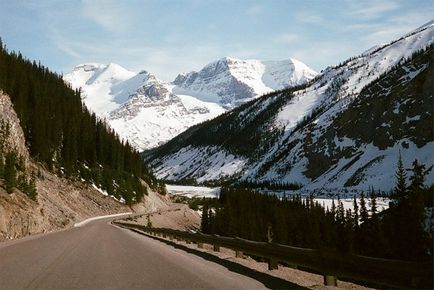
<box><xmin>0</xmin><ymin>0</ymin><xmax>432</xmax><ymax>80</ymax></box>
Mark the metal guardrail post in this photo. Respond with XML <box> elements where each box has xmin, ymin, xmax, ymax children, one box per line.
<box><xmin>323</xmin><ymin>275</ymin><xmax>337</xmax><ymax>286</ymax></box>
<box><xmin>287</xmin><ymin>263</ymin><xmax>298</xmax><ymax>269</ymax></box>
<box><xmin>268</xmin><ymin>258</ymin><xmax>278</xmax><ymax>270</ymax></box>
<box><xmin>235</xmin><ymin>250</ymin><xmax>244</xmax><ymax>258</ymax></box>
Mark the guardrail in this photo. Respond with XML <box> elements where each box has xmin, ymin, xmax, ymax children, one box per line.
<box><xmin>114</xmin><ymin>221</ymin><xmax>432</xmax><ymax>289</ymax></box>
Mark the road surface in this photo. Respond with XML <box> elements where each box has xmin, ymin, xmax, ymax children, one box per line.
<box><xmin>0</xmin><ymin>216</ymin><xmax>302</xmax><ymax>289</ymax></box>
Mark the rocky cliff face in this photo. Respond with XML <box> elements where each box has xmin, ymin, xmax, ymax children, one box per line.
<box><xmin>0</xmin><ymin>91</ymin><xmax>29</xmax><ymax>163</ymax></box>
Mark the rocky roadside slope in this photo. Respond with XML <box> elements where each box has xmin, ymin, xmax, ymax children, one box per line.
<box><xmin>0</xmin><ymin>91</ymin><xmax>167</xmax><ymax>241</ymax></box>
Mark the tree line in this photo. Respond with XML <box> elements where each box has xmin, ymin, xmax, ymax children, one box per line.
<box><xmin>0</xmin><ymin>39</ymin><xmax>164</xmax><ymax>204</ymax></box>
<box><xmin>201</xmin><ymin>156</ymin><xmax>432</xmax><ymax>262</ymax></box>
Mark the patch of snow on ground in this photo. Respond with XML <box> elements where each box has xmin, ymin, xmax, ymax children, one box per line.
<box><xmin>166</xmin><ymin>184</ymin><xmax>220</xmax><ymax>198</ymax></box>
<box><xmin>74</xmin><ymin>212</ymin><xmax>132</xmax><ymax>227</ymax></box>
<box><xmin>92</xmin><ymin>184</ymin><xmax>109</xmax><ymax>196</ymax></box>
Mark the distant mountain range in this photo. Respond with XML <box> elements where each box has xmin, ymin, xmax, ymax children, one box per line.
<box><xmin>146</xmin><ymin>21</ymin><xmax>434</xmax><ymax>193</ymax></box>
<box><xmin>64</xmin><ymin>58</ymin><xmax>316</xmax><ymax>150</ymax></box>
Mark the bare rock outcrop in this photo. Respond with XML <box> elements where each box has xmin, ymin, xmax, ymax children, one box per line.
<box><xmin>0</xmin><ymin>91</ymin><xmax>29</xmax><ymax>162</ymax></box>
<box><xmin>0</xmin><ymin>91</ymin><xmax>141</xmax><ymax>241</ymax></box>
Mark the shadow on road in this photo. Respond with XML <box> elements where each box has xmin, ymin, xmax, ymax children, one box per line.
<box><xmin>137</xmin><ymin>231</ymin><xmax>309</xmax><ymax>290</ymax></box>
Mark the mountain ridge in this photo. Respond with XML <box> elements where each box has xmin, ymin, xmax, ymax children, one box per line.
<box><xmin>147</xmin><ymin>23</ymin><xmax>434</xmax><ymax>193</ymax></box>
<box><xmin>172</xmin><ymin>56</ymin><xmax>317</xmax><ymax>108</ymax></box>
<box><xmin>64</xmin><ymin>57</ymin><xmax>316</xmax><ymax>150</ymax></box>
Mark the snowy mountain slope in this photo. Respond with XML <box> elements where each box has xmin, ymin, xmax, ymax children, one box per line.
<box><xmin>64</xmin><ymin>63</ymin><xmax>136</xmax><ymax>115</ymax></box>
<box><xmin>172</xmin><ymin>57</ymin><xmax>317</xmax><ymax>108</ymax></box>
<box><xmin>65</xmin><ymin>56</ymin><xmax>315</xmax><ymax>150</ymax></box>
<box><xmin>108</xmin><ymin>92</ymin><xmax>224</xmax><ymax>149</ymax></box>
<box><xmin>64</xmin><ymin>65</ymin><xmax>225</xmax><ymax>150</ymax></box>
<box><xmin>147</xmin><ymin>22</ymin><xmax>434</xmax><ymax>192</ymax></box>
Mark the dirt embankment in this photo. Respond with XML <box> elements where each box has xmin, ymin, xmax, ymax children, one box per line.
<box><xmin>0</xmin><ymin>172</ymin><xmax>130</xmax><ymax>241</ymax></box>
<box><xmin>0</xmin><ymin>168</ymin><xmax>173</xmax><ymax>241</ymax></box>
<box><xmin>131</xmin><ymin>202</ymin><xmax>201</xmax><ymax>231</ymax></box>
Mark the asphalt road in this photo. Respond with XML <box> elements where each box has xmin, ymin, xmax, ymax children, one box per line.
<box><xmin>0</xmin><ymin>216</ymin><xmax>303</xmax><ymax>289</ymax></box>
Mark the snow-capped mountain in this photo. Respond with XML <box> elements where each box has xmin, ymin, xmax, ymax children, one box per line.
<box><xmin>173</xmin><ymin>57</ymin><xmax>317</xmax><ymax>108</ymax></box>
<box><xmin>147</xmin><ymin>22</ymin><xmax>434</xmax><ymax>193</ymax></box>
<box><xmin>64</xmin><ymin>63</ymin><xmax>137</xmax><ymax>115</ymax></box>
<box><xmin>64</xmin><ymin>64</ymin><xmax>224</xmax><ymax>150</ymax></box>
<box><xmin>65</xmin><ymin>57</ymin><xmax>315</xmax><ymax>150</ymax></box>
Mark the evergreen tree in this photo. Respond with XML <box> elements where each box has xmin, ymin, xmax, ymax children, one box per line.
<box><xmin>4</xmin><ymin>152</ymin><xmax>17</xmax><ymax>193</ymax></box>
<box><xmin>201</xmin><ymin>201</ymin><xmax>210</xmax><ymax>233</ymax></box>
<box><xmin>344</xmin><ymin>209</ymin><xmax>354</xmax><ymax>253</ymax></box>
<box><xmin>330</xmin><ymin>199</ymin><xmax>336</xmax><ymax>219</ymax></box>
<box><xmin>26</xmin><ymin>176</ymin><xmax>38</xmax><ymax>201</ymax></box>
<box><xmin>370</xmin><ymin>191</ymin><xmax>377</xmax><ymax>216</ymax></box>
<box><xmin>394</xmin><ymin>152</ymin><xmax>407</xmax><ymax>201</ymax></box>
<box><xmin>352</xmin><ymin>196</ymin><xmax>359</xmax><ymax>228</ymax></box>
<box><xmin>359</xmin><ymin>192</ymin><xmax>369</xmax><ymax>223</ymax></box>
<box><xmin>408</xmin><ymin>159</ymin><xmax>426</xmax><ymax>193</ymax></box>
<box><xmin>336</xmin><ymin>198</ymin><xmax>345</xmax><ymax>224</ymax></box>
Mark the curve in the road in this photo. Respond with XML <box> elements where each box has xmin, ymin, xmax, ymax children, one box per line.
<box><xmin>0</xmin><ymin>216</ymin><xmax>306</xmax><ymax>289</ymax></box>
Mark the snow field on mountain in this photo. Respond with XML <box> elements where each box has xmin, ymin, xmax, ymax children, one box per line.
<box><xmin>65</xmin><ymin>57</ymin><xmax>316</xmax><ymax>150</ymax></box>
<box><xmin>109</xmin><ymin>96</ymin><xmax>225</xmax><ymax>149</ymax></box>
<box><xmin>154</xmin><ymin>145</ymin><xmax>247</xmax><ymax>183</ymax></box>
<box><xmin>151</xmin><ymin>23</ymin><xmax>434</xmax><ymax>193</ymax></box>
<box><xmin>173</xmin><ymin>57</ymin><xmax>317</xmax><ymax>107</ymax></box>
<box><xmin>303</xmin><ymin>141</ymin><xmax>434</xmax><ymax>191</ymax></box>
<box><xmin>275</xmin><ymin>22</ymin><xmax>434</xmax><ymax>136</ymax></box>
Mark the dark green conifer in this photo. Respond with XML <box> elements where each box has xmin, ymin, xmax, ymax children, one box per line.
<box><xmin>4</xmin><ymin>152</ymin><xmax>17</xmax><ymax>193</ymax></box>
<box><xmin>394</xmin><ymin>152</ymin><xmax>407</xmax><ymax>201</ymax></box>
<box><xmin>359</xmin><ymin>192</ymin><xmax>369</xmax><ymax>223</ymax></box>
<box><xmin>370</xmin><ymin>191</ymin><xmax>377</xmax><ymax>216</ymax></box>
<box><xmin>352</xmin><ymin>196</ymin><xmax>359</xmax><ymax>228</ymax></box>
<box><xmin>409</xmin><ymin>159</ymin><xmax>426</xmax><ymax>193</ymax></box>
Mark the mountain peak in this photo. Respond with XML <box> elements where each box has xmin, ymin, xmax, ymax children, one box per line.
<box><xmin>72</xmin><ymin>63</ymin><xmax>105</xmax><ymax>72</ymax></box>
<box><xmin>172</xmin><ymin>56</ymin><xmax>317</xmax><ymax>107</ymax></box>
<box><xmin>219</xmin><ymin>56</ymin><xmax>239</xmax><ymax>63</ymax></box>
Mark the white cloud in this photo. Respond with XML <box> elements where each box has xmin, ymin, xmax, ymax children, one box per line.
<box><xmin>48</xmin><ymin>28</ymin><xmax>85</xmax><ymax>59</ymax></box>
<box><xmin>295</xmin><ymin>11</ymin><xmax>324</xmax><ymax>24</ymax></box>
<box><xmin>362</xmin><ymin>25</ymin><xmax>413</xmax><ymax>44</ymax></box>
<box><xmin>291</xmin><ymin>41</ymin><xmax>356</xmax><ymax>71</ymax></box>
<box><xmin>347</xmin><ymin>10</ymin><xmax>434</xmax><ymax>45</ymax></box>
<box><xmin>81</xmin><ymin>0</ymin><xmax>131</xmax><ymax>33</ymax></box>
<box><xmin>344</xmin><ymin>0</ymin><xmax>400</xmax><ymax>19</ymax></box>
